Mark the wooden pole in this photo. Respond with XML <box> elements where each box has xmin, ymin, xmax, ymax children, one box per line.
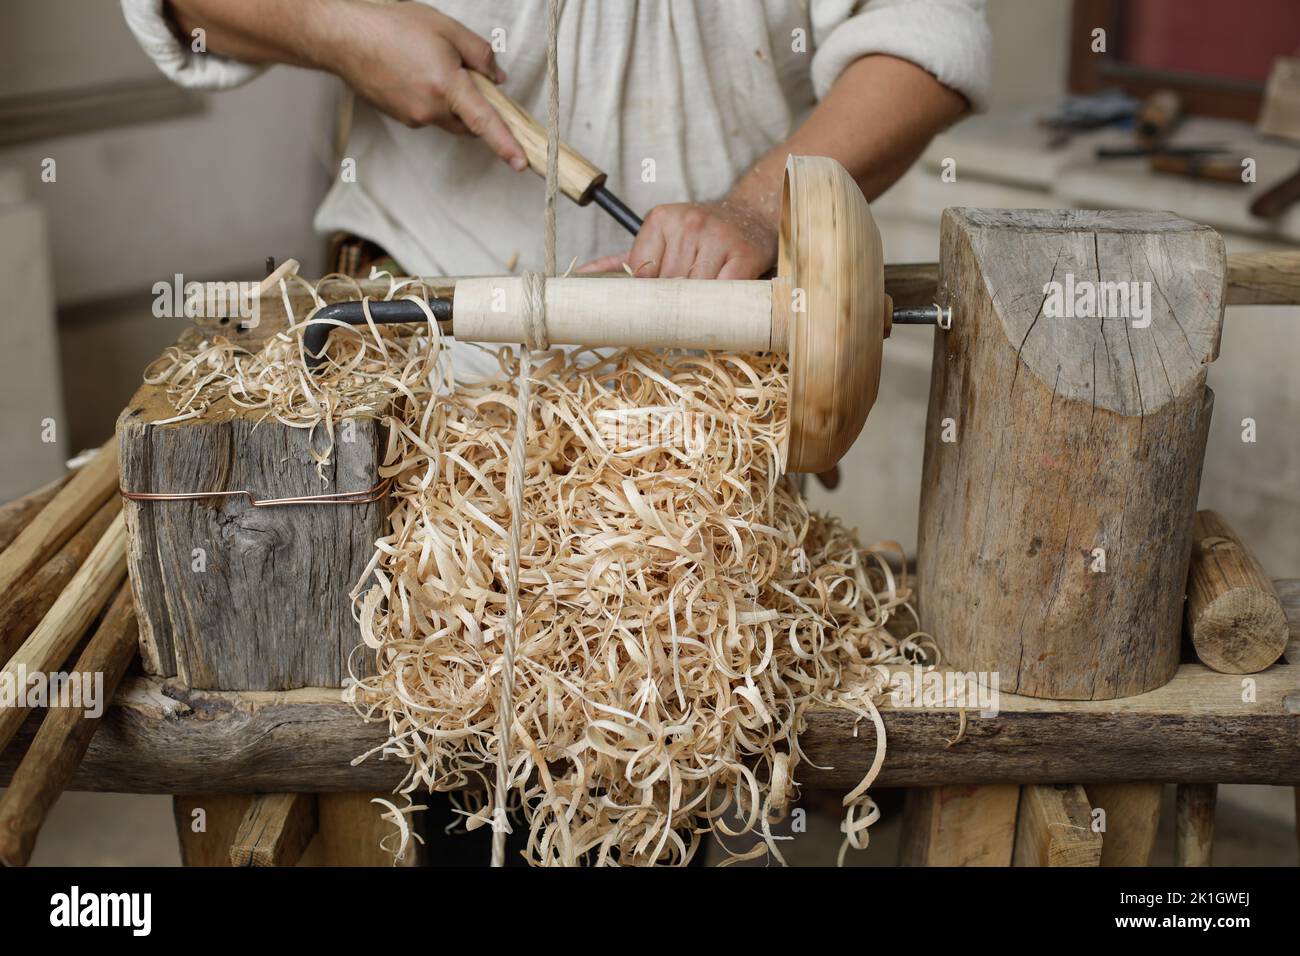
<box><xmin>1186</xmin><ymin>510</ymin><xmax>1288</xmax><ymax>673</ymax></box>
<box><xmin>0</xmin><ymin>585</ymin><xmax>137</xmax><ymax>866</ymax></box>
<box><xmin>0</xmin><ymin>511</ymin><xmax>127</xmax><ymax>756</ymax></box>
<box><xmin>0</xmin><ymin>438</ymin><xmax>117</xmax><ymax>600</ymax></box>
<box><xmin>0</xmin><ymin>496</ymin><xmax>121</xmax><ymax>666</ymax></box>
<box><xmin>1222</xmin><ymin>250</ymin><xmax>1300</xmax><ymax>305</ymax></box>
<box><xmin>0</xmin><ymin>472</ymin><xmax>73</xmax><ymax>552</ymax></box>
<box><xmin>8</xmin><ymin>657</ymin><xmax>1297</xmax><ymax>794</ymax></box>
<box><xmin>790</xmin><ymin>252</ymin><xmax>1300</xmax><ymax>311</ymax></box>
<box><xmin>1174</xmin><ymin>783</ymin><xmax>1216</xmax><ymax>866</ymax></box>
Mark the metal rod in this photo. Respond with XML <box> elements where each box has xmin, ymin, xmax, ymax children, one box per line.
<box><xmin>892</xmin><ymin>304</ymin><xmax>952</xmax><ymax>329</ymax></box>
<box><xmin>303</xmin><ymin>295</ymin><xmax>950</xmax><ymax>369</ymax></box>
<box><xmin>304</xmin><ymin>299</ymin><xmax>451</xmax><ymax>368</ymax></box>
<box><xmin>591</xmin><ymin>184</ymin><xmax>644</xmax><ymax>236</ymax></box>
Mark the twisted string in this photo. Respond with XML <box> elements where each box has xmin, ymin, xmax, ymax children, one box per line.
<box><xmin>492</xmin><ymin>0</ymin><xmax>562</xmax><ymax>869</ymax></box>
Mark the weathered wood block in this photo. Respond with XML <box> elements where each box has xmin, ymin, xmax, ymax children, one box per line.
<box><xmin>118</xmin><ymin>381</ymin><xmax>386</xmax><ymax>691</ymax></box>
<box><xmin>919</xmin><ymin>209</ymin><xmax>1225</xmax><ymax>700</ymax></box>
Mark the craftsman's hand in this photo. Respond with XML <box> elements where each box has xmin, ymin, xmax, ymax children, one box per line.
<box><xmin>579</xmin><ymin>199</ymin><xmax>777</xmax><ymax>279</ymax></box>
<box><xmin>333</xmin><ymin>2</ymin><xmax>526</xmax><ymax>170</ymax></box>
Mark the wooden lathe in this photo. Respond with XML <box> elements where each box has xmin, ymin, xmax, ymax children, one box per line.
<box><xmin>2</xmin><ymin>94</ymin><xmax>1299</xmax><ymax>862</ymax></box>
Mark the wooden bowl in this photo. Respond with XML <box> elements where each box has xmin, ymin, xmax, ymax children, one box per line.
<box><xmin>777</xmin><ymin>156</ymin><xmax>887</xmax><ymax>473</ymax></box>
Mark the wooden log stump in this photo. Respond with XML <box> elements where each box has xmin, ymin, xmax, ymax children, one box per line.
<box><xmin>1186</xmin><ymin>510</ymin><xmax>1288</xmax><ymax>673</ymax></box>
<box><xmin>919</xmin><ymin>209</ymin><xmax>1225</xmax><ymax>699</ymax></box>
<box><xmin>117</xmin><ymin>371</ymin><xmax>387</xmax><ymax>690</ymax></box>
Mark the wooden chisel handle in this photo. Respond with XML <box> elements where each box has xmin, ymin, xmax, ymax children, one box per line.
<box><xmin>469</xmin><ymin>71</ymin><xmax>607</xmax><ymax>205</ymax></box>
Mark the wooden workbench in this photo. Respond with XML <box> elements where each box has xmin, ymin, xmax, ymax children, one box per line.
<box><xmin>4</xmin><ymin>583</ymin><xmax>1296</xmax><ymax>794</ymax></box>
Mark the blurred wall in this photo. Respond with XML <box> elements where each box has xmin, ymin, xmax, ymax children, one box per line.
<box><xmin>807</xmin><ymin>0</ymin><xmax>1300</xmax><ymax>579</ymax></box>
<box><xmin>0</xmin><ymin>5</ymin><xmax>335</xmax><ymax>467</ymax></box>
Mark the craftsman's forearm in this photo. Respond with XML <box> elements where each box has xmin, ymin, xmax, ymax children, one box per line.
<box><xmin>165</xmin><ymin>0</ymin><xmax>366</xmax><ymax>72</ymax></box>
<box><xmin>728</xmin><ymin>55</ymin><xmax>968</xmax><ymax>222</ymax></box>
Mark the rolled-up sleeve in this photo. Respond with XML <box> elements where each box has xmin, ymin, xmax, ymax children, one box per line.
<box><xmin>810</xmin><ymin>0</ymin><xmax>992</xmax><ymax>111</ymax></box>
<box><xmin>121</xmin><ymin>0</ymin><xmax>264</xmax><ymax>90</ymax></box>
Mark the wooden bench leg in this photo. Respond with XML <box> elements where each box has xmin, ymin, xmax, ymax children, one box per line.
<box><xmin>172</xmin><ymin>794</ymin><xmax>252</xmax><ymax>867</ymax></box>
<box><xmin>176</xmin><ymin>792</ymin><xmax>420</xmax><ymax>866</ymax></box>
<box><xmin>1175</xmin><ymin>783</ymin><xmax>1217</xmax><ymax>866</ymax></box>
<box><xmin>899</xmin><ymin>785</ymin><xmax>1020</xmax><ymax>866</ymax></box>
<box><xmin>1086</xmin><ymin>782</ymin><xmax>1163</xmax><ymax>866</ymax></box>
<box><xmin>1012</xmin><ymin>784</ymin><xmax>1102</xmax><ymax>867</ymax></box>
<box><xmin>229</xmin><ymin>793</ymin><xmax>317</xmax><ymax>867</ymax></box>
<box><xmin>298</xmin><ymin>792</ymin><xmax>423</xmax><ymax>866</ymax></box>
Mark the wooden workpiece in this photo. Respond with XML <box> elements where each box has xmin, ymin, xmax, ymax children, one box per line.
<box><xmin>1186</xmin><ymin>510</ymin><xmax>1288</xmax><ymax>673</ymax></box>
<box><xmin>919</xmin><ymin>209</ymin><xmax>1224</xmax><ymax>699</ymax></box>
<box><xmin>442</xmin><ymin>158</ymin><xmax>885</xmax><ymax>472</ymax></box>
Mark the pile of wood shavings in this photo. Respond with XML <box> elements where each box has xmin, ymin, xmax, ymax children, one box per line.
<box><xmin>145</xmin><ymin>275</ymin><xmax>929</xmax><ymax>865</ymax></box>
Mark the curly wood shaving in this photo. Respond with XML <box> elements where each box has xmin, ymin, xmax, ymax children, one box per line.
<box><xmin>147</xmin><ymin>278</ymin><xmax>926</xmax><ymax>866</ymax></box>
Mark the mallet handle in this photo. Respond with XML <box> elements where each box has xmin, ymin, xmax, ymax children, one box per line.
<box><xmin>470</xmin><ymin>71</ymin><xmax>607</xmax><ymax>205</ymax></box>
